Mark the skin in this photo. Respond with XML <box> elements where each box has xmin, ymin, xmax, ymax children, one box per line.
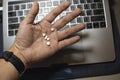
<box><xmin>0</xmin><ymin>1</ymin><xmax>85</xmax><ymax>80</ymax></box>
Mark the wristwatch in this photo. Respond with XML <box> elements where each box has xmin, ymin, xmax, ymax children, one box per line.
<box><xmin>0</xmin><ymin>51</ymin><xmax>25</xmax><ymax>74</ymax></box>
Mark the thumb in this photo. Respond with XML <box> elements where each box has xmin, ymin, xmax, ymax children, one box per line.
<box><xmin>24</xmin><ymin>2</ymin><xmax>39</xmax><ymax>24</ymax></box>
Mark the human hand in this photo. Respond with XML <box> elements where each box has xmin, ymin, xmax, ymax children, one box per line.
<box><xmin>8</xmin><ymin>1</ymin><xmax>85</xmax><ymax>68</ymax></box>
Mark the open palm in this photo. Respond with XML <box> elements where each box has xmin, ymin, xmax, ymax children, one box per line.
<box><xmin>9</xmin><ymin>2</ymin><xmax>84</xmax><ymax>67</ymax></box>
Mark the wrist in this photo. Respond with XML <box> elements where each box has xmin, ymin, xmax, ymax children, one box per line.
<box><xmin>0</xmin><ymin>59</ymin><xmax>19</xmax><ymax>80</ymax></box>
<box><xmin>8</xmin><ymin>47</ymin><xmax>28</xmax><ymax>69</ymax></box>
<box><xmin>0</xmin><ymin>51</ymin><xmax>26</xmax><ymax>74</ymax></box>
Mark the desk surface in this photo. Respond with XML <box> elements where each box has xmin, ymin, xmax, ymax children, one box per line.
<box><xmin>74</xmin><ymin>73</ymin><xmax>120</xmax><ymax>80</ymax></box>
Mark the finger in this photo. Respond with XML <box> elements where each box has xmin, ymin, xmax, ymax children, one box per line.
<box><xmin>58</xmin><ymin>36</ymin><xmax>80</xmax><ymax>50</ymax></box>
<box><xmin>24</xmin><ymin>2</ymin><xmax>39</xmax><ymax>24</ymax></box>
<box><xmin>39</xmin><ymin>20</ymin><xmax>52</xmax><ymax>34</ymax></box>
<box><xmin>53</xmin><ymin>8</ymin><xmax>82</xmax><ymax>30</ymax></box>
<box><xmin>58</xmin><ymin>23</ymin><xmax>85</xmax><ymax>40</ymax></box>
<box><xmin>42</xmin><ymin>1</ymin><xmax>70</xmax><ymax>23</ymax></box>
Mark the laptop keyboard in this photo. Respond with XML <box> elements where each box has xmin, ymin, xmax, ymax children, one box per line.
<box><xmin>8</xmin><ymin>0</ymin><xmax>106</xmax><ymax>36</ymax></box>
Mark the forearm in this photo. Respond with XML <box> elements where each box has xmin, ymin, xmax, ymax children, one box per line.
<box><xmin>0</xmin><ymin>59</ymin><xmax>19</xmax><ymax>80</ymax></box>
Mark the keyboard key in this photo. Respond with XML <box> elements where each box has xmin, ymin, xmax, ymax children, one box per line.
<box><xmin>39</xmin><ymin>9</ymin><xmax>43</xmax><ymax>13</ymax></box>
<box><xmin>86</xmin><ymin>10</ymin><xmax>92</xmax><ymax>15</ymax></box>
<box><xmin>40</xmin><ymin>2</ymin><xmax>46</xmax><ymax>7</ymax></box>
<box><xmin>17</xmin><ymin>11</ymin><xmax>23</xmax><ymax>16</ymax></box>
<box><xmin>19</xmin><ymin>17</ymin><xmax>24</xmax><ymax>22</ymax></box>
<box><xmin>53</xmin><ymin>1</ymin><xmax>59</xmax><ymax>6</ymax></box>
<box><xmin>14</xmin><ymin>5</ymin><xmax>19</xmax><ymax>10</ymax></box>
<box><xmin>77</xmin><ymin>5</ymin><xmax>84</xmax><ymax>10</ymax></box>
<box><xmin>77</xmin><ymin>17</ymin><xmax>83</xmax><ymax>23</ymax></box>
<box><xmin>60</xmin><ymin>0</ymin><xmax>65</xmax><ymax>3</ymax></box>
<box><xmin>97</xmin><ymin>3</ymin><xmax>103</xmax><ymax>8</ymax></box>
<box><xmin>24</xmin><ymin>10</ymin><xmax>29</xmax><ymax>15</ymax></box>
<box><xmin>8</xmin><ymin>30</ymin><xmax>14</xmax><ymax>36</ymax></box>
<box><xmin>73</xmin><ymin>0</ymin><xmax>80</xmax><ymax>4</ymax></box>
<box><xmin>86</xmin><ymin>0</ymin><xmax>93</xmax><ymax>3</ymax></box>
<box><xmin>80</xmin><ymin>0</ymin><xmax>86</xmax><ymax>3</ymax></box>
<box><xmin>94</xmin><ymin>0</ymin><xmax>102</xmax><ymax>2</ymax></box>
<box><xmin>100</xmin><ymin>22</ymin><xmax>106</xmax><ymax>28</ymax></box>
<box><xmin>93</xmin><ymin>9</ymin><xmax>104</xmax><ymax>15</ymax></box>
<box><xmin>8</xmin><ymin>17</ymin><xmax>18</xmax><ymax>23</ymax></box>
<box><xmin>91</xmin><ymin>15</ymin><xmax>105</xmax><ymax>21</ymax></box>
<box><xmin>93</xmin><ymin>22</ymin><xmax>99</xmax><ymax>28</ymax></box>
<box><xmin>8</xmin><ymin>6</ymin><xmax>13</xmax><ymax>11</ymax></box>
<box><xmin>15</xmin><ymin>30</ymin><xmax>18</xmax><ymax>35</ymax></box>
<box><xmin>84</xmin><ymin>17</ymin><xmax>90</xmax><ymax>22</ymax></box>
<box><xmin>70</xmin><ymin>19</ymin><xmax>76</xmax><ymax>24</ymax></box>
<box><xmin>27</xmin><ymin>3</ymin><xmax>32</xmax><ymax>9</ymax></box>
<box><xmin>21</xmin><ymin>4</ymin><xmax>26</xmax><ymax>9</ymax></box>
<box><xmin>9</xmin><ymin>24</ymin><xmax>19</xmax><ymax>29</ymax></box>
<box><xmin>71</xmin><ymin>5</ymin><xmax>76</xmax><ymax>10</ymax></box>
<box><xmin>84</xmin><ymin>4</ymin><xmax>91</xmax><ymax>9</ymax></box>
<box><xmin>8</xmin><ymin>12</ymin><xmax>16</xmax><ymax>17</ymax></box>
<box><xmin>47</xmin><ymin>2</ymin><xmax>52</xmax><ymax>7</ymax></box>
<box><xmin>81</xmin><ymin>11</ymin><xmax>85</xmax><ymax>16</ymax></box>
<box><xmin>44</xmin><ymin>8</ymin><xmax>49</xmax><ymax>13</ymax></box>
<box><xmin>86</xmin><ymin>23</ymin><xmax>92</xmax><ymax>29</ymax></box>
<box><xmin>91</xmin><ymin>3</ymin><xmax>97</xmax><ymax>9</ymax></box>
<box><xmin>66</xmin><ymin>7</ymin><xmax>70</xmax><ymax>11</ymax></box>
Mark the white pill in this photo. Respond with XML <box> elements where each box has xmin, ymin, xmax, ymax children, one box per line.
<box><xmin>47</xmin><ymin>38</ymin><xmax>50</xmax><ymax>41</ymax></box>
<box><xmin>42</xmin><ymin>33</ymin><xmax>46</xmax><ymax>37</ymax></box>
<box><xmin>44</xmin><ymin>36</ymin><xmax>48</xmax><ymax>40</ymax></box>
<box><xmin>46</xmin><ymin>41</ymin><xmax>50</xmax><ymax>46</ymax></box>
<box><xmin>51</xmin><ymin>28</ymin><xmax>55</xmax><ymax>32</ymax></box>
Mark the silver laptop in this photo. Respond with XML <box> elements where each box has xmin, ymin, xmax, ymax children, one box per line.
<box><xmin>3</xmin><ymin>0</ymin><xmax>115</xmax><ymax>66</ymax></box>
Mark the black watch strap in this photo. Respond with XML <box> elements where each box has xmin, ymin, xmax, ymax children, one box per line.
<box><xmin>0</xmin><ymin>51</ymin><xmax>25</xmax><ymax>74</ymax></box>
